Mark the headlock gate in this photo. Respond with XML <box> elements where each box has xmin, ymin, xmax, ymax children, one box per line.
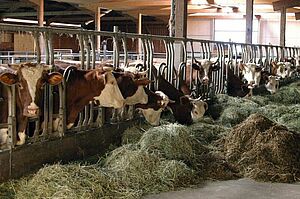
<box><xmin>0</xmin><ymin>23</ymin><xmax>299</xmax><ymax>181</ymax></box>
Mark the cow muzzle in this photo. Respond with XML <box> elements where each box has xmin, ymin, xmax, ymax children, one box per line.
<box><xmin>202</xmin><ymin>76</ymin><xmax>209</xmax><ymax>85</ymax></box>
<box><xmin>25</xmin><ymin>103</ymin><xmax>40</xmax><ymax>117</ymax></box>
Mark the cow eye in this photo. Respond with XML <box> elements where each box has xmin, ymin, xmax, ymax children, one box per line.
<box><xmin>17</xmin><ymin>83</ymin><xmax>23</xmax><ymax>90</ymax></box>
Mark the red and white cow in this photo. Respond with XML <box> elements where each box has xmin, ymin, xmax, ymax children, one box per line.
<box><xmin>54</xmin><ymin>65</ymin><xmax>125</xmax><ymax>129</ymax></box>
<box><xmin>0</xmin><ymin>63</ymin><xmax>63</xmax><ymax>147</ymax></box>
<box><xmin>239</xmin><ymin>62</ymin><xmax>262</xmax><ymax>88</ymax></box>
<box><xmin>135</xmin><ymin>89</ymin><xmax>172</xmax><ymax>126</ymax></box>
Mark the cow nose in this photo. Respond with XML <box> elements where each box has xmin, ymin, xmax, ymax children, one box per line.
<box><xmin>202</xmin><ymin>77</ymin><xmax>209</xmax><ymax>85</ymax></box>
<box><xmin>27</xmin><ymin>103</ymin><xmax>39</xmax><ymax>116</ymax></box>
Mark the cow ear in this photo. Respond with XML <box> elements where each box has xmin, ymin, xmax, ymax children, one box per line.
<box><xmin>179</xmin><ymin>96</ymin><xmax>190</xmax><ymax>105</ymax></box>
<box><xmin>203</xmin><ymin>101</ymin><xmax>208</xmax><ymax>111</ymax></box>
<box><xmin>47</xmin><ymin>72</ymin><xmax>63</xmax><ymax>85</ymax></box>
<box><xmin>134</xmin><ymin>78</ymin><xmax>152</xmax><ymax>86</ymax></box>
<box><xmin>239</xmin><ymin>62</ymin><xmax>245</xmax><ymax>71</ymax></box>
<box><xmin>0</xmin><ymin>73</ymin><xmax>18</xmax><ymax>85</ymax></box>
<box><xmin>191</xmin><ymin>63</ymin><xmax>201</xmax><ymax>70</ymax></box>
<box><xmin>255</xmin><ymin>66</ymin><xmax>262</xmax><ymax>72</ymax></box>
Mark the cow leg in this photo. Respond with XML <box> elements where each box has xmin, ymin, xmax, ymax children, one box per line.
<box><xmin>0</xmin><ymin>128</ymin><xmax>8</xmax><ymax>149</ymax></box>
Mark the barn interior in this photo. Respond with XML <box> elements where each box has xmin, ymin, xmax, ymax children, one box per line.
<box><xmin>0</xmin><ymin>1</ymin><xmax>300</xmax><ymax>199</ymax></box>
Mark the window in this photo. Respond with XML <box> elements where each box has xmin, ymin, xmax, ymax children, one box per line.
<box><xmin>214</xmin><ymin>19</ymin><xmax>259</xmax><ymax>43</ymax></box>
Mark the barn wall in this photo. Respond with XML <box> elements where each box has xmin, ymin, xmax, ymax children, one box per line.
<box><xmin>259</xmin><ymin>19</ymin><xmax>280</xmax><ymax>46</ymax></box>
<box><xmin>187</xmin><ymin>18</ymin><xmax>213</xmax><ymax>40</ymax></box>
<box><xmin>0</xmin><ymin>33</ymin><xmax>14</xmax><ymax>51</ymax></box>
<box><xmin>14</xmin><ymin>33</ymin><xmax>35</xmax><ymax>52</ymax></box>
<box><xmin>52</xmin><ymin>34</ymin><xmax>79</xmax><ymax>52</ymax></box>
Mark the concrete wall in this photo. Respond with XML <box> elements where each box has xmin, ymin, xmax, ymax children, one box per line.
<box><xmin>0</xmin><ymin>121</ymin><xmax>136</xmax><ymax>182</ymax></box>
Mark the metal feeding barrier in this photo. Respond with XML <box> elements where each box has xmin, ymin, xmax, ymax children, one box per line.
<box><xmin>0</xmin><ymin>23</ymin><xmax>300</xmax><ymax>152</ymax></box>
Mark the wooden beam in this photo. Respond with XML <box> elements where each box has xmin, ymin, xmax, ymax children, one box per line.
<box><xmin>280</xmin><ymin>8</ymin><xmax>286</xmax><ymax>46</ymax></box>
<box><xmin>245</xmin><ymin>0</ymin><xmax>253</xmax><ymax>44</ymax></box>
<box><xmin>273</xmin><ymin>0</ymin><xmax>300</xmax><ymax>11</ymax></box>
<box><xmin>96</xmin><ymin>7</ymin><xmax>101</xmax><ymax>51</ymax></box>
<box><xmin>38</xmin><ymin>0</ymin><xmax>43</xmax><ymax>26</ymax></box>
<box><xmin>295</xmin><ymin>12</ymin><xmax>300</xmax><ymax>20</ymax></box>
<box><xmin>175</xmin><ymin>0</ymin><xmax>187</xmax><ymax>38</ymax></box>
<box><xmin>138</xmin><ymin>13</ymin><xmax>142</xmax><ymax>55</ymax></box>
<box><xmin>0</xmin><ymin>10</ymin><xmax>92</xmax><ymax>17</ymax></box>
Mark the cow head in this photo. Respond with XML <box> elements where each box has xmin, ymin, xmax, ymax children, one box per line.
<box><xmin>192</xmin><ymin>59</ymin><xmax>220</xmax><ymax>85</ymax></box>
<box><xmin>271</xmin><ymin>61</ymin><xmax>287</xmax><ymax>79</ymax></box>
<box><xmin>138</xmin><ymin>90</ymin><xmax>172</xmax><ymax>126</ymax></box>
<box><xmin>113</xmin><ymin>70</ymin><xmax>150</xmax><ymax>105</ymax></box>
<box><xmin>265</xmin><ymin>75</ymin><xmax>280</xmax><ymax>94</ymax></box>
<box><xmin>0</xmin><ymin>63</ymin><xmax>63</xmax><ymax>117</ymax></box>
<box><xmin>92</xmin><ymin>67</ymin><xmax>125</xmax><ymax>109</ymax></box>
<box><xmin>189</xmin><ymin>97</ymin><xmax>208</xmax><ymax>122</ymax></box>
<box><xmin>239</xmin><ymin>62</ymin><xmax>262</xmax><ymax>87</ymax></box>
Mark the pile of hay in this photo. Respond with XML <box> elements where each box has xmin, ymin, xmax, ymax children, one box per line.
<box><xmin>208</xmin><ymin>94</ymin><xmax>260</xmax><ymax>127</ymax></box>
<box><xmin>266</xmin><ymin>81</ymin><xmax>300</xmax><ymax>105</ymax></box>
<box><xmin>121</xmin><ymin>123</ymin><xmax>152</xmax><ymax>145</ymax></box>
<box><xmin>104</xmin><ymin>145</ymin><xmax>195</xmax><ymax>194</ymax></box>
<box><xmin>224</xmin><ymin>113</ymin><xmax>300</xmax><ymax>183</ymax></box>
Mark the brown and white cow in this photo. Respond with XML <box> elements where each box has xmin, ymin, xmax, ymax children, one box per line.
<box><xmin>156</xmin><ymin>74</ymin><xmax>208</xmax><ymax>125</ymax></box>
<box><xmin>54</xmin><ymin>65</ymin><xmax>125</xmax><ymax>129</ymax></box>
<box><xmin>239</xmin><ymin>62</ymin><xmax>262</xmax><ymax>88</ymax></box>
<box><xmin>179</xmin><ymin>59</ymin><xmax>220</xmax><ymax>95</ymax></box>
<box><xmin>226</xmin><ymin>67</ymin><xmax>252</xmax><ymax>97</ymax></box>
<box><xmin>0</xmin><ymin>63</ymin><xmax>63</xmax><ymax>146</ymax></box>
<box><xmin>135</xmin><ymin>89</ymin><xmax>172</xmax><ymax>126</ymax></box>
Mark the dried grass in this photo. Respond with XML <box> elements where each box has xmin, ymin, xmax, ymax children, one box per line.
<box><xmin>224</xmin><ymin>114</ymin><xmax>300</xmax><ymax>183</ymax></box>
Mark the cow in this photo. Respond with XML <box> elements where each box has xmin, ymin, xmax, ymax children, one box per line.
<box><xmin>226</xmin><ymin>67</ymin><xmax>252</xmax><ymax>97</ymax></box>
<box><xmin>53</xmin><ymin>65</ymin><xmax>125</xmax><ymax>130</ymax></box>
<box><xmin>156</xmin><ymin>73</ymin><xmax>208</xmax><ymax>125</ymax></box>
<box><xmin>239</xmin><ymin>62</ymin><xmax>262</xmax><ymax>88</ymax></box>
<box><xmin>271</xmin><ymin>61</ymin><xmax>297</xmax><ymax>79</ymax></box>
<box><xmin>179</xmin><ymin>59</ymin><xmax>220</xmax><ymax>95</ymax></box>
<box><xmin>0</xmin><ymin>63</ymin><xmax>63</xmax><ymax>147</ymax></box>
<box><xmin>135</xmin><ymin>89</ymin><xmax>172</xmax><ymax>126</ymax></box>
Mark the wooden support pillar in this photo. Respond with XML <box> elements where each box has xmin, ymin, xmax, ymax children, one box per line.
<box><xmin>280</xmin><ymin>8</ymin><xmax>286</xmax><ymax>46</ymax></box>
<box><xmin>174</xmin><ymin>0</ymin><xmax>187</xmax><ymax>38</ymax></box>
<box><xmin>138</xmin><ymin>13</ymin><xmax>143</xmax><ymax>56</ymax></box>
<box><xmin>38</xmin><ymin>0</ymin><xmax>45</xmax><ymax>58</ymax></box>
<box><xmin>245</xmin><ymin>0</ymin><xmax>254</xmax><ymax>44</ymax></box>
<box><xmin>174</xmin><ymin>0</ymin><xmax>187</xmax><ymax>68</ymax></box>
<box><xmin>96</xmin><ymin>7</ymin><xmax>101</xmax><ymax>51</ymax></box>
<box><xmin>38</xmin><ymin>0</ymin><xmax>44</xmax><ymax>27</ymax></box>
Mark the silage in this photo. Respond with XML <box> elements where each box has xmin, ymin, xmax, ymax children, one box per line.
<box><xmin>224</xmin><ymin>114</ymin><xmax>300</xmax><ymax>183</ymax></box>
<box><xmin>121</xmin><ymin>123</ymin><xmax>152</xmax><ymax>145</ymax></box>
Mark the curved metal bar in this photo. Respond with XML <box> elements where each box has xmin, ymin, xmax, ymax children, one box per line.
<box><xmin>84</xmin><ymin>35</ymin><xmax>91</xmax><ymax>70</ymax></box>
<box><xmin>89</xmin><ymin>35</ymin><xmax>96</xmax><ymax>69</ymax></box>
<box><xmin>44</xmin><ymin>32</ymin><xmax>50</xmax><ymax>64</ymax></box>
<box><xmin>121</xmin><ymin>36</ymin><xmax>128</xmax><ymax>67</ymax></box>
<box><xmin>33</xmin><ymin>31</ymin><xmax>41</xmax><ymax>63</ymax></box>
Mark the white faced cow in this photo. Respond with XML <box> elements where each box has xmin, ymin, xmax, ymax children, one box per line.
<box><xmin>239</xmin><ymin>62</ymin><xmax>262</xmax><ymax>88</ymax></box>
<box><xmin>0</xmin><ymin>63</ymin><xmax>63</xmax><ymax>146</ymax></box>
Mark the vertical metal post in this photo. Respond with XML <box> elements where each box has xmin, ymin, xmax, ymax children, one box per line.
<box><xmin>113</xmin><ymin>26</ymin><xmax>120</xmax><ymax>68</ymax></box>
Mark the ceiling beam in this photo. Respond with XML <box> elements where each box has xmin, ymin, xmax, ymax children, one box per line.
<box><xmin>273</xmin><ymin>0</ymin><xmax>300</xmax><ymax>11</ymax></box>
<box><xmin>295</xmin><ymin>12</ymin><xmax>300</xmax><ymax>20</ymax></box>
<box><xmin>0</xmin><ymin>10</ymin><xmax>92</xmax><ymax>17</ymax></box>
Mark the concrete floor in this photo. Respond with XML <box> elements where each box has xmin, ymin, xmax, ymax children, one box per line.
<box><xmin>144</xmin><ymin>178</ymin><xmax>300</xmax><ymax>199</ymax></box>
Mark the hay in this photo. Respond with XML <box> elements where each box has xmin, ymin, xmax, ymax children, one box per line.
<box><xmin>13</xmin><ymin>163</ymin><xmax>132</xmax><ymax>199</ymax></box>
<box><xmin>210</xmin><ymin>94</ymin><xmax>260</xmax><ymax>127</ymax></box>
<box><xmin>121</xmin><ymin>123</ymin><xmax>152</xmax><ymax>145</ymax></box>
<box><xmin>258</xmin><ymin>104</ymin><xmax>300</xmax><ymax>132</ymax></box>
<box><xmin>267</xmin><ymin>86</ymin><xmax>300</xmax><ymax>105</ymax></box>
<box><xmin>224</xmin><ymin>113</ymin><xmax>300</xmax><ymax>183</ymax></box>
<box><xmin>139</xmin><ymin>123</ymin><xmax>208</xmax><ymax>163</ymax></box>
<box><xmin>104</xmin><ymin>144</ymin><xmax>196</xmax><ymax>194</ymax></box>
